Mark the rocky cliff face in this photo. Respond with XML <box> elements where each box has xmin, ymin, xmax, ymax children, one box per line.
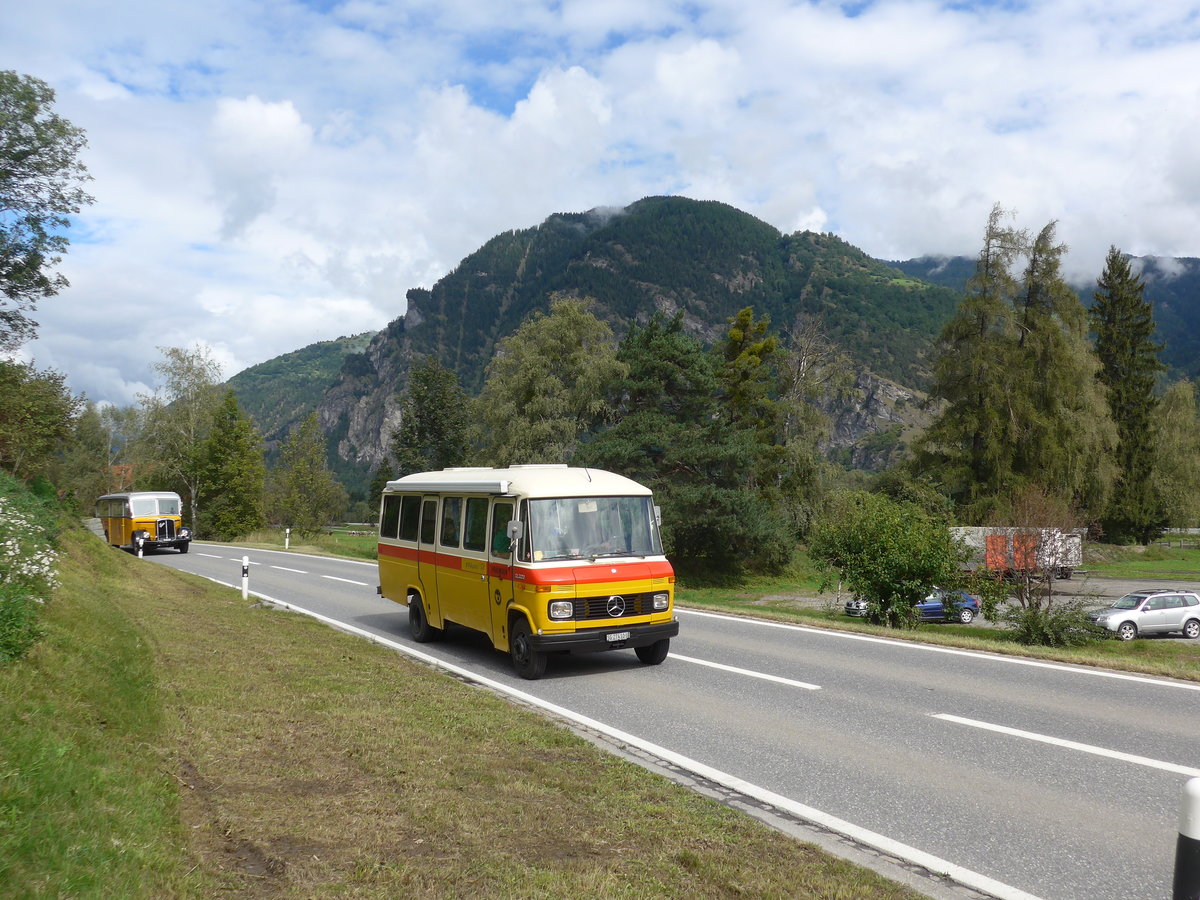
<box><xmin>316</xmin><ymin>313</ymin><xmax>411</xmax><ymax>473</ymax></box>
<box><xmin>822</xmin><ymin>371</ymin><xmax>931</xmax><ymax>471</ymax></box>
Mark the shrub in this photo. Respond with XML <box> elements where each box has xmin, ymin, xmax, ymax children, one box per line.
<box><xmin>1000</xmin><ymin>600</ymin><xmax>1102</xmax><ymax>647</ymax></box>
<box><xmin>0</xmin><ymin>473</ymin><xmax>60</xmax><ymax>662</ymax></box>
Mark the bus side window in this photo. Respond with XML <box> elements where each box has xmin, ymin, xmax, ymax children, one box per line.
<box><xmin>463</xmin><ymin>497</ymin><xmax>488</xmax><ymax>552</ymax></box>
<box><xmin>420</xmin><ymin>499</ymin><xmax>437</xmax><ymax>545</ymax></box>
<box><xmin>491</xmin><ymin>502</ymin><xmax>514</xmax><ymax>556</ymax></box>
<box><xmin>440</xmin><ymin>497</ymin><xmax>462</xmax><ymax>548</ymax></box>
<box><xmin>380</xmin><ymin>495</ymin><xmax>401</xmax><ymax>539</ymax></box>
<box><xmin>398</xmin><ymin>496</ymin><xmax>421</xmax><ymax>541</ymax></box>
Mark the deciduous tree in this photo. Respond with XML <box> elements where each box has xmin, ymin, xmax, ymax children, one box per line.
<box><xmin>0</xmin><ymin>71</ymin><xmax>93</xmax><ymax>350</ymax></box>
<box><xmin>1151</xmin><ymin>380</ymin><xmax>1200</xmax><ymax>529</ymax></box>
<box><xmin>136</xmin><ymin>345</ymin><xmax>223</xmax><ymax>526</ymax></box>
<box><xmin>809</xmin><ymin>490</ymin><xmax>966</xmax><ymax>628</ymax></box>
<box><xmin>475</xmin><ymin>296</ymin><xmax>626</xmax><ymax>465</ymax></box>
<box><xmin>0</xmin><ymin>359</ymin><xmax>80</xmax><ymax>480</ymax></box>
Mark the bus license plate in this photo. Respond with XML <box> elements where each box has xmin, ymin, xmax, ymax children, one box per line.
<box><xmin>606</xmin><ymin>631</ymin><xmax>631</xmax><ymax>642</ymax></box>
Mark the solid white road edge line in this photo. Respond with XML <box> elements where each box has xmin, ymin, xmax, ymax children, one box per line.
<box><xmin>933</xmin><ymin>713</ymin><xmax>1200</xmax><ymax>778</ymax></box>
<box><xmin>670</xmin><ymin>653</ymin><xmax>821</xmax><ymax>690</ymax></box>
<box><xmin>198</xmin><ymin>576</ymin><xmax>1043</xmax><ymax>900</ymax></box>
<box><xmin>679</xmin><ymin>608</ymin><xmax>1200</xmax><ymax>692</ymax></box>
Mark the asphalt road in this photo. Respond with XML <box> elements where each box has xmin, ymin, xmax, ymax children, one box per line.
<box><xmin>141</xmin><ymin>543</ymin><xmax>1200</xmax><ymax>900</ymax></box>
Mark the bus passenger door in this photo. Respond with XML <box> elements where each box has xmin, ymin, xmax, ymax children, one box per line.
<box><xmin>488</xmin><ymin>501</ymin><xmax>517</xmax><ymax>648</ymax></box>
<box><xmin>434</xmin><ymin>496</ymin><xmax>490</xmax><ymax>634</ymax></box>
<box><xmin>416</xmin><ymin>498</ymin><xmax>442</xmax><ymax>626</ymax></box>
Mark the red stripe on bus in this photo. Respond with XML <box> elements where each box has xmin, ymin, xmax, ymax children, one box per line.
<box><xmin>379</xmin><ymin>543</ymin><xmax>672</xmax><ymax>585</ymax></box>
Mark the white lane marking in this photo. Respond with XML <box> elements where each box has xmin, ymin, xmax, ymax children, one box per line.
<box><xmin>933</xmin><ymin>714</ymin><xmax>1200</xmax><ymax>778</ymax></box>
<box><xmin>198</xmin><ymin>553</ymin><xmax>224</xmax><ymax>559</ymax></box>
<box><xmin>671</xmin><ymin>654</ymin><xmax>821</xmax><ymax>690</ymax></box>
<box><xmin>191</xmin><ymin>575</ymin><xmax>1043</xmax><ymax>900</ymax></box>
<box><xmin>322</xmin><ymin>575</ymin><xmax>369</xmax><ymax>586</ymax></box>
<box><xmin>679</xmin><ymin>608</ymin><xmax>1200</xmax><ymax>692</ymax></box>
<box><xmin>271</xmin><ymin>566</ymin><xmax>308</xmax><ymax>574</ymax></box>
<box><xmin>228</xmin><ymin>557</ymin><xmax>261</xmax><ymax>564</ymax></box>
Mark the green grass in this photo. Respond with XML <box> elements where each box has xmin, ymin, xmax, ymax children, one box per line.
<box><xmin>217</xmin><ymin>526</ymin><xmax>379</xmax><ymax>560</ymax></box>
<box><xmin>1084</xmin><ymin>543</ymin><xmax>1200</xmax><ymax>579</ymax></box>
<box><xmin>0</xmin><ymin>526</ymin><xmax>925</xmax><ymax>899</ymax></box>
<box><xmin>0</xmin><ymin>531</ymin><xmax>213</xmax><ymax>898</ymax></box>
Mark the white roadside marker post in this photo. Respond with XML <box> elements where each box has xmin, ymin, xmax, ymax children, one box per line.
<box><xmin>1175</xmin><ymin>777</ymin><xmax>1200</xmax><ymax>900</ymax></box>
<box><xmin>241</xmin><ymin>556</ymin><xmax>250</xmax><ymax>602</ymax></box>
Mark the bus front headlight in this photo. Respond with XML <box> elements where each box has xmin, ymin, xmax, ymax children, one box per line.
<box><xmin>652</xmin><ymin>592</ymin><xmax>670</xmax><ymax>610</ymax></box>
<box><xmin>549</xmin><ymin>600</ymin><xmax>574</xmax><ymax>619</ymax></box>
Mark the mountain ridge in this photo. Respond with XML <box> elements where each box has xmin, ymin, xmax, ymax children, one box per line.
<box><xmin>223</xmin><ymin>197</ymin><xmax>1200</xmax><ymax>498</ymax></box>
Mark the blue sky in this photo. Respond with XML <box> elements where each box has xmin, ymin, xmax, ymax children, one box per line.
<box><xmin>6</xmin><ymin>0</ymin><xmax>1200</xmax><ymax>406</ymax></box>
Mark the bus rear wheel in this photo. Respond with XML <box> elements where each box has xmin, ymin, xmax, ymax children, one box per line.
<box><xmin>510</xmin><ymin>618</ymin><xmax>546</xmax><ymax>680</ymax></box>
<box><xmin>635</xmin><ymin>639</ymin><xmax>670</xmax><ymax>665</ymax></box>
<box><xmin>409</xmin><ymin>595</ymin><xmax>441</xmax><ymax>643</ymax></box>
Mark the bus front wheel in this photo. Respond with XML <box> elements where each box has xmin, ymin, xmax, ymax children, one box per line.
<box><xmin>409</xmin><ymin>595</ymin><xmax>442</xmax><ymax>643</ymax></box>
<box><xmin>635</xmin><ymin>639</ymin><xmax>670</xmax><ymax>665</ymax></box>
<box><xmin>510</xmin><ymin>618</ymin><xmax>547</xmax><ymax>680</ymax></box>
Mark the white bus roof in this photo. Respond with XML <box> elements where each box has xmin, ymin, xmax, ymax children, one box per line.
<box><xmin>96</xmin><ymin>491</ymin><xmax>182</xmax><ymax>501</ymax></box>
<box><xmin>383</xmin><ymin>466</ymin><xmax>652</xmax><ymax>499</ymax></box>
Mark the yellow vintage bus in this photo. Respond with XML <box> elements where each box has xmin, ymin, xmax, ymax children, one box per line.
<box><xmin>95</xmin><ymin>491</ymin><xmax>192</xmax><ymax>554</ymax></box>
<box><xmin>377</xmin><ymin>465</ymin><xmax>678</xmax><ymax>679</ymax></box>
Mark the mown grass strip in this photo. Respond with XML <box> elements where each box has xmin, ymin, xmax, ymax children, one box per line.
<box><xmin>1</xmin><ymin>527</ymin><xmax>925</xmax><ymax>899</ymax></box>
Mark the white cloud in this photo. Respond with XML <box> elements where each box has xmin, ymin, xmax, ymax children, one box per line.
<box><xmin>7</xmin><ymin>0</ymin><xmax>1200</xmax><ymax>405</ymax></box>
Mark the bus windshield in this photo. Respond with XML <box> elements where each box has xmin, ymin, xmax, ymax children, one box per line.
<box><xmin>129</xmin><ymin>496</ymin><xmax>181</xmax><ymax>517</ymax></box>
<box><xmin>527</xmin><ymin>496</ymin><xmax>662</xmax><ymax>561</ymax></box>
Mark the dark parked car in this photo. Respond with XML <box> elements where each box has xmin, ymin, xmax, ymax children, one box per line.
<box><xmin>844</xmin><ymin>587</ymin><xmax>981</xmax><ymax>623</ymax></box>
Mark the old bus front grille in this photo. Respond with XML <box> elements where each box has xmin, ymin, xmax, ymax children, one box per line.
<box><xmin>574</xmin><ymin>593</ymin><xmax>656</xmax><ymax>621</ymax></box>
<box><xmin>155</xmin><ymin>518</ymin><xmax>177</xmax><ymax>541</ymax></box>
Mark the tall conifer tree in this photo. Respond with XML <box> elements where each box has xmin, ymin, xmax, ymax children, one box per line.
<box><xmin>1090</xmin><ymin>246</ymin><xmax>1166</xmax><ymax>541</ymax></box>
<box><xmin>197</xmin><ymin>390</ymin><xmax>266</xmax><ymax>540</ymax></box>
<box><xmin>390</xmin><ymin>355</ymin><xmax>471</xmax><ymax>478</ymax></box>
<box><xmin>913</xmin><ymin>205</ymin><xmax>1026</xmax><ymax>517</ymax></box>
<box><xmin>915</xmin><ymin>208</ymin><xmax>1115</xmax><ymax>520</ymax></box>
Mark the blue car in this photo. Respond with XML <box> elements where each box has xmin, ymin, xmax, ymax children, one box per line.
<box><xmin>916</xmin><ymin>587</ymin><xmax>980</xmax><ymax>623</ymax></box>
<box><xmin>844</xmin><ymin>587</ymin><xmax>981</xmax><ymax>623</ymax></box>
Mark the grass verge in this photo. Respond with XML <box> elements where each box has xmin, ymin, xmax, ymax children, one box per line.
<box><xmin>1</xmin><ymin>526</ymin><xmax>925</xmax><ymax>899</ymax></box>
<box><xmin>218</xmin><ymin>527</ymin><xmax>378</xmax><ymax>561</ymax></box>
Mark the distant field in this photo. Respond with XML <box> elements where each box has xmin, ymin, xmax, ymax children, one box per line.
<box><xmin>1084</xmin><ymin>543</ymin><xmax>1200</xmax><ymax>579</ymax></box>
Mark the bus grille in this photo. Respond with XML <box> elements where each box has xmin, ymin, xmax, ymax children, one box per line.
<box><xmin>575</xmin><ymin>593</ymin><xmax>655</xmax><ymax>621</ymax></box>
<box><xmin>156</xmin><ymin>519</ymin><xmax>177</xmax><ymax>541</ymax></box>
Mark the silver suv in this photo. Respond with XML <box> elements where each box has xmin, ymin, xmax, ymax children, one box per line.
<box><xmin>1087</xmin><ymin>589</ymin><xmax>1200</xmax><ymax>641</ymax></box>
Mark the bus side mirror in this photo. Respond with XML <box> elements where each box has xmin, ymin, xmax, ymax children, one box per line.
<box><xmin>654</xmin><ymin>505</ymin><xmax>662</xmax><ymax>527</ymax></box>
<box><xmin>506</xmin><ymin>520</ymin><xmax>524</xmax><ymax>542</ymax></box>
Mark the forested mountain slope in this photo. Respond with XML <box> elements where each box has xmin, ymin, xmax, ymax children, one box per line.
<box><xmin>223</xmin><ymin>197</ymin><xmax>1199</xmax><ymax>498</ymax></box>
<box><xmin>312</xmin><ymin>196</ymin><xmax>961</xmax><ymax>485</ymax></box>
